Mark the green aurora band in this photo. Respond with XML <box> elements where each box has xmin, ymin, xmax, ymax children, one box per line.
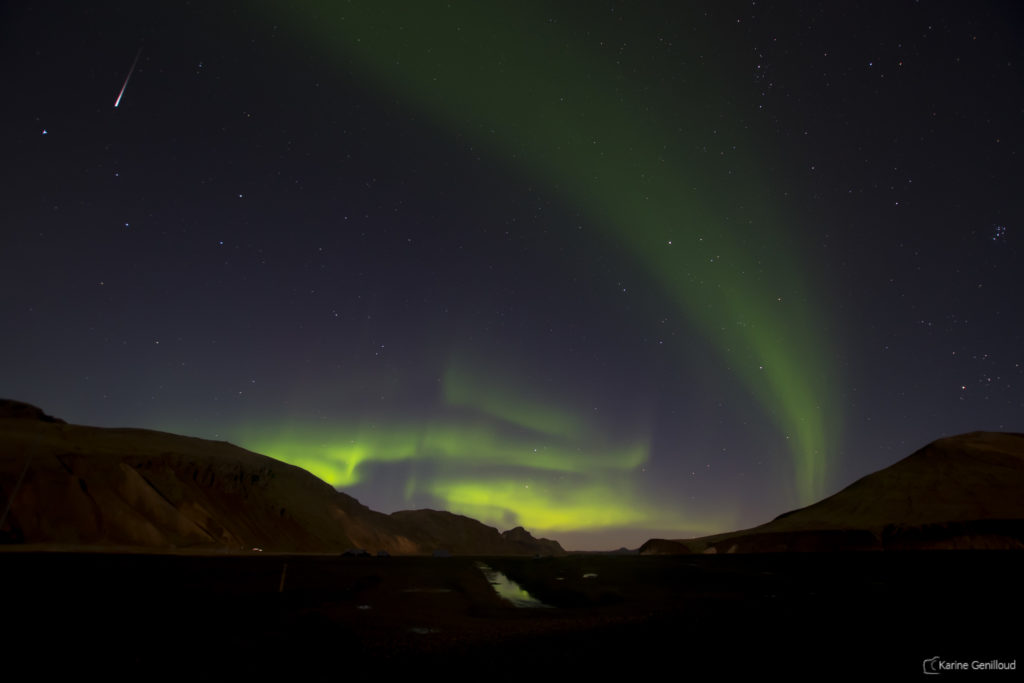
<box><xmin>240</xmin><ymin>357</ymin><xmax>733</xmax><ymax>535</ymax></box>
<box><xmin>250</xmin><ymin>2</ymin><xmax>838</xmax><ymax>525</ymax></box>
<box><xmin>245</xmin><ymin>414</ymin><xmax>648</xmax><ymax>490</ymax></box>
<box><xmin>239</xmin><ymin>361</ymin><xmax>688</xmax><ymax>534</ymax></box>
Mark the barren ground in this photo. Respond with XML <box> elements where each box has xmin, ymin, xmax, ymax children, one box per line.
<box><xmin>5</xmin><ymin>549</ymin><xmax>1021</xmax><ymax>680</ymax></box>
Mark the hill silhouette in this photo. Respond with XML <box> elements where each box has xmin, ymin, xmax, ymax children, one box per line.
<box><xmin>0</xmin><ymin>400</ymin><xmax>563</xmax><ymax>555</ymax></box>
<box><xmin>641</xmin><ymin>431</ymin><xmax>1024</xmax><ymax>553</ymax></box>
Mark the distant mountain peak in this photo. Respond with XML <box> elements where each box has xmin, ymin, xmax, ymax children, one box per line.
<box><xmin>501</xmin><ymin>525</ymin><xmax>565</xmax><ymax>555</ymax></box>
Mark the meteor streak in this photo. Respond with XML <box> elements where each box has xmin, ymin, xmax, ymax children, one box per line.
<box><xmin>114</xmin><ymin>48</ymin><xmax>142</xmax><ymax>108</ymax></box>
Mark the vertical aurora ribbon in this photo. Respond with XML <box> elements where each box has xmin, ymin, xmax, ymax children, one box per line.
<box><xmin>269</xmin><ymin>2</ymin><xmax>837</xmax><ymax>505</ymax></box>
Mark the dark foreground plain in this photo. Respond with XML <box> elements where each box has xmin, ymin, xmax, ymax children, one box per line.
<box><xmin>5</xmin><ymin>550</ymin><xmax>1021</xmax><ymax>681</ymax></box>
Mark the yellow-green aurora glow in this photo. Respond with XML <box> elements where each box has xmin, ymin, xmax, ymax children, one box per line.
<box><xmin>240</xmin><ymin>356</ymin><xmax>706</xmax><ymax>535</ymax></box>
<box><xmin>241</xmin><ymin>1</ymin><xmax>838</xmax><ymax>538</ymax></box>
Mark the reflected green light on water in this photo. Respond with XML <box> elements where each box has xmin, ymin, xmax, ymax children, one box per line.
<box><xmin>475</xmin><ymin>562</ymin><xmax>551</xmax><ymax>608</ymax></box>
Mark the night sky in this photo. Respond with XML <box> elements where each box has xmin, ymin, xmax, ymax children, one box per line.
<box><xmin>2</xmin><ymin>1</ymin><xmax>1021</xmax><ymax>549</ymax></box>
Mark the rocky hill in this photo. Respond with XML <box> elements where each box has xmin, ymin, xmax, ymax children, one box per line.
<box><xmin>641</xmin><ymin>431</ymin><xmax>1024</xmax><ymax>553</ymax></box>
<box><xmin>0</xmin><ymin>400</ymin><xmax>563</xmax><ymax>555</ymax></box>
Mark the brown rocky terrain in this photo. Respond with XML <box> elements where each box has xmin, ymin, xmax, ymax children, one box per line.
<box><xmin>641</xmin><ymin>430</ymin><xmax>1024</xmax><ymax>553</ymax></box>
<box><xmin>0</xmin><ymin>400</ymin><xmax>563</xmax><ymax>555</ymax></box>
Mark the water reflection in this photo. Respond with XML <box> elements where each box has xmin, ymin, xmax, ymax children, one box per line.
<box><xmin>475</xmin><ymin>562</ymin><xmax>552</xmax><ymax>608</ymax></box>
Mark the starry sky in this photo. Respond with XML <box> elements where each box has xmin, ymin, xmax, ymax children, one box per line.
<box><xmin>2</xmin><ymin>1</ymin><xmax>1021</xmax><ymax>549</ymax></box>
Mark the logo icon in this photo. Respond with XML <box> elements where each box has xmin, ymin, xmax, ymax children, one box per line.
<box><xmin>923</xmin><ymin>656</ymin><xmax>941</xmax><ymax>675</ymax></box>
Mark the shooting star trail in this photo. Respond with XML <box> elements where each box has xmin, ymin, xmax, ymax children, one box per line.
<box><xmin>114</xmin><ymin>48</ymin><xmax>142</xmax><ymax>108</ymax></box>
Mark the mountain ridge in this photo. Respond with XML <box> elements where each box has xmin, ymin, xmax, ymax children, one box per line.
<box><xmin>641</xmin><ymin>430</ymin><xmax>1024</xmax><ymax>553</ymax></box>
<box><xmin>0</xmin><ymin>400</ymin><xmax>564</xmax><ymax>555</ymax></box>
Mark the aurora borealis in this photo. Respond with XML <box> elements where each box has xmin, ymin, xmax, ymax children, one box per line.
<box><xmin>278</xmin><ymin>2</ymin><xmax>838</xmax><ymax>506</ymax></box>
<box><xmin>2</xmin><ymin>1</ymin><xmax>1021</xmax><ymax>548</ymax></box>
